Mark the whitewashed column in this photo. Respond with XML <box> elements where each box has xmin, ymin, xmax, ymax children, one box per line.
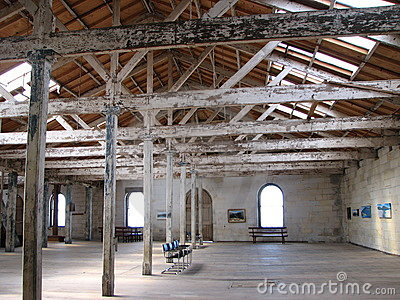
<box><xmin>5</xmin><ymin>171</ymin><xmax>17</xmax><ymax>252</ymax></box>
<box><xmin>165</xmin><ymin>150</ymin><xmax>174</xmax><ymax>243</ymax></box>
<box><xmin>179</xmin><ymin>162</ymin><xmax>188</xmax><ymax>244</ymax></box>
<box><xmin>198</xmin><ymin>177</ymin><xmax>203</xmax><ymax>245</ymax></box>
<box><xmin>102</xmin><ymin>106</ymin><xmax>119</xmax><ymax>296</ymax></box>
<box><xmin>85</xmin><ymin>186</ymin><xmax>93</xmax><ymax>241</ymax></box>
<box><xmin>64</xmin><ymin>184</ymin><xmax>72</xmax><ymax>244</ymax></box>
<box><xmin>23</xmin><ymin>49</ymin><xmax>53</xmax><ymax>300</ymax></box>
<box><xmin>42</xmin><ymin>179</ymin><xmax>49</xmax><ymax>248</ymax></box>
<box><xmin>190</xmin><ymin>170</ymin><xmax>197</xmax><ymax>248</ymax></box>
<box><xmin>0</xmin><ymin>171</ymin><xmax>4</xmax><ymax>249</ymax></box>
<box><xmin>142</xmin><ymin>134</ymin><xmax>154</xmax><ymax>275</ymax></box>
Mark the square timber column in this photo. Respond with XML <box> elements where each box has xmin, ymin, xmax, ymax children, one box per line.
<box><xmin>142</xmin><ymin>134</ymin><xmax>154</xmax><ymax>275</ymax></box>
<box><xmin>102</xmin><ymin>106</ymin><xmax>120</xmax><ymax>296</ymax></box>
<box><xmin>85</xmin><ymin>186</ymin><xmax>93</xmax><ymax>241</ymax></box>
<box><xmin>64</xmin><ymin>183</ymin><xmax>72</xmax><ymax>244</ymax></box>
<box><xmin>179</xmin><ymin>162</ymin><xmax>188</xmax><ymax>244</ymax></box>
<box><xmin>165</xmin><ymin>150</ymin><xmax>175</xmax><ymax>244</ymax></box>
<box><xmin>42</xmin><ymin>179</ymin><xmax>49</xmax><ymax>248</ymax></box>
<box><xmin>5</xmin><ymin>171</ymin><xmax>18</xmax><ymax>252</ymax></box>
<box><xmin>190</xmin><ymin>169</ymin><xmax>197</xmax><ymax>248</ymax></box>
<box><xmin>23</xmin><ymin>49</ymin><xmax>54</xmax><ymax>300</ymax></box>
<box><xmin>198</xmin><ymin>177</ymin><xmax>203</xmax><ymax>245</ymax></box>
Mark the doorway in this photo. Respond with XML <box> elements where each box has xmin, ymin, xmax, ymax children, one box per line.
<box><xmin>186</xmin><ymin>189</ymin><xmax>213</xmax><ymax>241</ymax></box>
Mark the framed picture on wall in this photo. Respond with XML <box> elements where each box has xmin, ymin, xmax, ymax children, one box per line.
<box><xmin>377</xmin><ymin>203</ymin><xmax>392</xmax><ymax>219</ymax></box>
<box><xmin>156</xmin><ymin>211</ymin><xmax>171</xmax><ymax>220</ymax></box>
<box><xmin>352</xmin><ymin>209</ymin><xmax>359</xmax><ymax>217</ymax></box>
<box><xmin>227</xmin><ymin>209</ymin><xmax>246</xmax><ymax>223</ymax></box>
<box><xmin>361</xmin><ymin>205</ymin><xmax>372</xmax><ymax>218</ymax></box>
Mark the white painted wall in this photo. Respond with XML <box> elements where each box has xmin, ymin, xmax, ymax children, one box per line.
<box><xmin>68</xmin><ymin>173</ymin><xmax>343</xmax><ymax>243</ymax></box>
<box><xmin>341</xmin><ymin>146</ymin><xmax>400</xmax><ymax>255</ymax></box>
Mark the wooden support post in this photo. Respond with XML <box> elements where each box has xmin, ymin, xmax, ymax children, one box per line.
<box><xmin>165</xmin><ymin>151</ymin><xmax>174</xmax><ymax>243</ymax></box>
<box><xmin>179</xmin><ymin>162</ymin><xmax>187</xmax><ymax>244</ymax></box>
<box><xmin>64</xmin><ymin>184</ymin><xmax>72</xmax><ymax>244</ymax></box>
<box><xmin>85</xmin><ymin>186</ymin><xmax>93</xmax><ymax>241</ymax></box>
<box><xmin>52</xmin><ymin>184</ymin><xmax>60</xmax><ymax>236</ymax></box>
<box><xmin>198</xmin><ymin>177</ymin><xmax>203</xmax><ymax>245</ymax></box>
<box><xmin>102</xmin><ymin>106</ymin><xmax>119</xmax><ymax>296</ymax></box>
<box><xmin>190</xmin><ymin>169</ymin><xmax>197</xmax><ymax>248</ymax></box>
<box><xmin>142</xmin><ymin>134</ymin><xmax>154</xmax><ymax>275</ymax></box>
<box><xmin>22</xmin><ymin>49</ymin><xmax>53</xmax><ymax>300</ymax></box>
<box><xmin>5</xmin><ymin>171</ymin><xmax>17</xmax><ymax>252</ymax></box>
<box><xmin>42</xmin><ymin>179</ymin><xmax>49</xmax><ymax>248</ymax></box>
<box><xmin>0</xmin><ymin>171</ymin><xmax>4</xmax><ymax>248</ymax></box>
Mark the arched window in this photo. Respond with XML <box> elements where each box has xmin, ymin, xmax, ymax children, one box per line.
<box><xmin>126</xmin><ymin>191</ymin><xmax>144</xmax><ymax>227</ymax></box>
<box><xmin>258</xmin><ymin>184</ymin><xmax>284</xmax><ymax>227</ymax></box>
<box><xmin>50</xmin><ymin>193</ymin><xmax>66</xmax><ymax>227</ymax></box>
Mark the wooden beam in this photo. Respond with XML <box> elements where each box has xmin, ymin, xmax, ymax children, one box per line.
<box><xmin>5</xmin><ymin>171</ymin><xmax>17</xmax><ymax>252</ymax></box>
<box><xmin>85</xmin><ymin>186</ymin><xmax>93</xmax><ymax>241</ymax></box>
<box><xmin>46</xmin><ymin>161</ymin><xmax>350</xmax><ymax>178</ymax></box>
<box><xmin>0</xmin><ymin>84</ymin><xmax>17</xmax><ymax>103</ymax></box>
<box><xmin>0</xmin><ymin>2</ymin><xmax>23</xmax><ymax>23</ymax></box>
<box><xmin>0</xmin><ymin>136</ymin><xmax>397</xmax><ymax>159</ymax></box>
<box><xmin>102</xmin><ymin>107</ymin><xmax>118</xmax><ymax>296</ymax></box>
<box><xmin>22</xmin><ymin>49</ymin><xmax>53</xmax><ymax>300</ymax></box>
<box><xmin>0</xmin><ymin>115</ymin><xmax>398</xmax><ymax>145</ymax></box>
<box><xmin>2</xmin><ymin>79</ymin><xmax>399</xmax><ymax>118</ymax></box>
<box><xmin>64</xmin><ymin>183</ymin><xmax>72</xmax><ymax>244</ymax></box>
<box><xmin>179</xmin><ymin>163</ymin><xmax>187</xmax><ymax>244</ymax></box>
<box><xmin>1</xmin><ymin>6</ymin><xmax>400</xmax><ymax>61</ymax></box>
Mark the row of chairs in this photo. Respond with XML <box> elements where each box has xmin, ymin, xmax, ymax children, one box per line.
<box><xmin>161</xmin><ymin>240</ymin><xmax>192</xmax><ymax>274</ymax></box>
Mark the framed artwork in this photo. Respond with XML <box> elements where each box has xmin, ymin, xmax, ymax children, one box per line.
<box><xmin>361</xmin><ymin>205</ymin><xmax>372</xmax><ymax>218</ymax></box>
<box><xmin>228</xmin><ymin>209</ymin><xmax>246</xmax><ymax>223</ymax></box>
<box><xmin>377</xmin><ymin>203</ymin><xmax>392</xmax><ymax>219</ymax></box>
<box><xmin>156</xmin><ymin>212</ymin><xmax>171</xmax><ymax>220</ymax></box>
<box><xmin>347</xmin><ymin>207</ymin><xmax>352</xmax><ymax>220</ymax></box>
<box><xmin>352</xmin><ymin>209</ymin><xmax>359</xmax><ymax>217</ymax></box>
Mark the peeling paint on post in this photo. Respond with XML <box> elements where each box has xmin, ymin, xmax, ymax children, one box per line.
<box><xmin>65</xmin><ymin>184</ymin><xmax>72</xmax><ymax>244</ymax></box>
<box><xmin>179</xmin><ymin>162</ymin><xmax>188</xmax><ymax>244</ymax></box>
<box><xmin>23</xmin><ymin>49</ymin><xmax>53</xmax><ymax>300</ymax></box>
<box><xmin>142</xmin><ymin>135</ymin><xmax>154</xmax><ymax>275</ymax></box>
<box><xmin>190</xmin><ymin>169</ymin><xmax>197</xmax><ymax>248</ymax></box>
<box><xmin>102</xmin><ymin>106</ymin><xmax>119</xmax><ymax>296</ymax></box>
<box><xmin>198</xmin><ymin>177</ymin><xmax>203</xmax><ymax>246</ymax></box>
<box><xmin>165</xmin><ymin>151</ymin><xmax>174</xmax><ymax>244</ymax></box>
<box><xmin>42</xmin><ymin>179</ymin><xmax>49</xmax><ymax>248</ymax></box>
<box><xmin>85</xmin><ymin>186</ymin><xmax>93</xmax><ymax>241</ymax></box>
<box><xmin>0</xmin><ymin>171</ymin><xmax>3</xmax><ymax>248</ymax></box>
<box><xmin>5</xmin><ymin>171</ymin><xmax>17</xmax><ymax>252</ymax></box>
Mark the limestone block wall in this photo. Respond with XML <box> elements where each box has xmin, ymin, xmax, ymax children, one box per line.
<box><xmin>66</xmin><ymin>173</ymin><xmax>342</xmax><ymax>242</ymax></box>
<box><xmin>341</xmin><ymin>146</ymin><xmax>400</xmax><ymax>255</ymax></box>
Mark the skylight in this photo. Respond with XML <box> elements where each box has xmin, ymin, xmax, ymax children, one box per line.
<box><xmin>336</xmin><ymin>0</ymin><xmax>394</xmax><ymax>8</ymax></box>
<box><xmin>315</xmin><ymin>52</ymin><xmax>358</xmax><ymax>73</ymax></box>
<box><xmin>0</xmin><ymin>63</ymin><xmax>59</xmax><ymax>102</ymax></box>
<box><xmin>337</xmin><ymin>36</ymin><xmax>377</xmax><ymax>51</ymax></box>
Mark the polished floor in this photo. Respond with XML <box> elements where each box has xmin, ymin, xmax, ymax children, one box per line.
<box><xmin>0</xmin><ymin>241</ymin><xmax>399</xmax><ymax>299</ymax></box>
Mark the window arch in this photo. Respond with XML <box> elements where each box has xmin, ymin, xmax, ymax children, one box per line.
<box><xmin>50</xmin><ymin>193</ymin><xmax>66</xmax><ymax>227</ymax></box>
<box><xmin>125</xmin><ymin>191</ymin><xmax>144</xmax><ymax>227</ymax></box>
<box><xmin>258</xmin><ymin>184</ymin><xmax>284</xmax><ymax>227</ymax></box>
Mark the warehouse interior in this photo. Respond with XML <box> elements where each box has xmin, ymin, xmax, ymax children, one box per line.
<box><xmin>1</xmin><ymin>0</ymin><xmax>400</xmax><ymax>298</ymax></box>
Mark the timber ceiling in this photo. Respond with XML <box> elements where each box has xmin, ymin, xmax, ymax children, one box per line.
<box><xmin>0</xmin><ymin>0</ymin><xmax>400</xmax><ymax>181</ymax></box>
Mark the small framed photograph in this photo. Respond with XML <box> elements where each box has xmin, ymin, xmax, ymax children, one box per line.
<box><xmin>377</xmin><ymin>203</ymin><xmax>392</xmax><ymax>219</ymax></box>
<box><xmin>227</xmin><ymin>209</ymin><xmax>246</xmax><ymax>223</ymax></box>
<box><xmin>156</xmin><ymin>212</ymin><xmax>171</xmax><ymax>220</ymax></box>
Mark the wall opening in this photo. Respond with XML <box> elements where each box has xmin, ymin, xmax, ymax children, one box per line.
<box><xmin>126</xmin><ymin>191</ymin><xmax>144</xmax><ymax>227</ymax></box>
<box><xmin>50</xmin><ymin>193</ymin><xmax>66</xmax><ymax>227</ymax></box>
<box><xmin>258</xmin><ymin>184</ymin><xmax>284</xmax><ymax>227</ymax></box>
<box><xmin>186</xmin><ymin>189</ymin><xmax>213</xmax><ymax>241</ymax></box>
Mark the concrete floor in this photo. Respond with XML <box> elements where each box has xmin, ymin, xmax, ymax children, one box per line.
<box><xmin>0</xmin><ymin>241</ymin><xmax>399</xmax><ymax>299</ymax></box>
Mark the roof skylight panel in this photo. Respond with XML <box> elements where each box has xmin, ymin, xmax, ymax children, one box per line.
<box><xmin>336</xmin><ymin>0</ymin><xmax>394</xmax><ymax>7</ymax></box>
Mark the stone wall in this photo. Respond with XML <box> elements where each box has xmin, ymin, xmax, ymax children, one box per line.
<box><xmin>67</xmin><ymin>173</ymin><xmax>343</xmax><ymax>243</ymax></box>
<box><xmin>341</xmin><ymin>146</ymin><xmax>400</xmax><ymax>255</ymax></box>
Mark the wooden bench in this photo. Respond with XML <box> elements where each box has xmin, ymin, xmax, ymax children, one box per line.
<box><xmin>161</xmin><ymin>240</ymin><xmax>192</xmax><ymax>274</ymax></box>
<box><xmin>248</xmin><ymin>227</ymin><xmax>288</xmax><ymax>244</ymax></box>
<box><xmin>99</xmin><ymin>226</ymin><xmax>143</xmax><ymax>242</ymax></box>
